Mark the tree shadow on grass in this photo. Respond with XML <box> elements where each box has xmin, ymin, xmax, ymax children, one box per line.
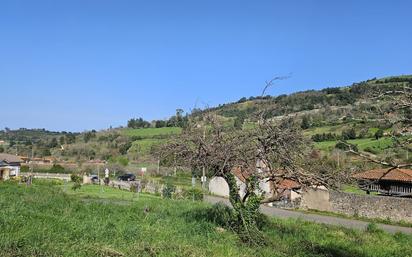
<box><xmin>183</xmin><ymin>203</ymin><xmax>368</xmax><ymax>257</ymax></box>
<box><xmin>298</xmin><ymin>240</ymin><xmax>367</xmax><ymax>257</ymax></box>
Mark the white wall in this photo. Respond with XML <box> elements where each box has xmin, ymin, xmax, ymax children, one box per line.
<box><xmin>209</xmin><ymin>176</ymin><xmax>271</xmax><ymax>198</ymax></box>
<box><xmin>209</xmin><ymin>177</ymin><xmax>230</xmax><ymax>197</ymax></box>
<box><xmin>3</xmin><ymin>166</ymin><xmax>19</xmax><ymax>177</ymax></box>
<box><xmin>9</xmin><ymin>166</ymin><xmax>20</xmax><ymax>176</ymax></box>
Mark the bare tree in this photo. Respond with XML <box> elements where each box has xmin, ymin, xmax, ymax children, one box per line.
<box><xmin>160</xmin><ymin>109</ymin><xmax>337</xmax><ymax>244</ymax></box>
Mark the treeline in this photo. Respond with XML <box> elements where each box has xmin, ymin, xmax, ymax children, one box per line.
<box><xmin>0</xmin><ymin>128</ymin><xmax>79</xmax><ymax>157</ymax></box>
<box><xmin>311</xmin><ymin>128</ymin><xmax>385</xmax><ymax>142</ymax></box>
<box><xmin>127</xmin><ymin>109</ymin><xmax>189</xmax><ymax>129</ymax></box>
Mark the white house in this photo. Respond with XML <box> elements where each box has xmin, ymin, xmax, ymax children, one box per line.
<box><xmin>0</xmin><ymin>154</ymin><xmax>23</xmax><ymax>180</ymax></box>
<box><xmin>208</xmin><ymin>167</ymin><xmax>301</xmax><ymax>202</ymax></box>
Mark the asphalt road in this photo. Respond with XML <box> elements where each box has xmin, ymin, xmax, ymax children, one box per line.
<box><xmin>204</xmin><ymin>195</ymin><xmax>412</xmax><ymax>235</ymax></box>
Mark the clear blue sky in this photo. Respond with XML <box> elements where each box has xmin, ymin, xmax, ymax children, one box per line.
<box><xmin>1</xmin><ymin>0</ymin><xmax>411</xmax><ymax>132</ymax></box>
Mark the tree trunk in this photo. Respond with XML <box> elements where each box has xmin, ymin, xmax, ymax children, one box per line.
<box><xmin>223</xmin><ymin>173</ymin><xmax>266</xmax><ymax>245</ymax></box>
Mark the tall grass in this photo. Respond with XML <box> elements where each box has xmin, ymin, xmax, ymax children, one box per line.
<box><xmin>0</xmin><ymin>181</ymin><xmax>411</xmax><ymax>257</ymax></box>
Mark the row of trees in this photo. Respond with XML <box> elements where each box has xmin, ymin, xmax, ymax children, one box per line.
<box><xmin>127</xmin><ymin>109</ymin><xmax>189</xmax><ymax>129</ymax></box>
<box><xmin>311</xmin><ymin>128</ymin><xmax>385</xmax><ymax>142</ymax></box>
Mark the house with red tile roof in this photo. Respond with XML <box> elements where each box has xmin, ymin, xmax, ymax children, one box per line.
<box><xmin>353</xmin><ymin>168</ymin><xmax>412</xmax><ymax>196</ymax></box>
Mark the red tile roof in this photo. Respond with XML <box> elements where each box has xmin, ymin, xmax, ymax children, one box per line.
<box><xmin>353</xmin><ymin>168</ymin><xmax>412</xmax><ymax>183</ymax></box>
<box><xmin>278</xmin><ymin>179</ymin><xmax>301</xmax><ymax>189</ymax></box>
<box><xmin>231</xmin><ymin>167</ymin><xmax>252</xmax><ymax>183</ymax></box>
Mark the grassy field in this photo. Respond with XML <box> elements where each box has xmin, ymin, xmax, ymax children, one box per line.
<box><xmin>129</xmin><ymin>138</ymin><xmax>166</xmax><ymax>154</ymax></box>
<box><xmin>1</xmin><ymin>181</ymin><xmax>411</xmax><ymax>257</ymax></box>
<box><xmin>121</xmin><ymin>127</ymin><xmax>182</xmax><ymax>158</ymax></box>
<box><xmin>314</xmin><ymin>137</ymin><xmax>394</xmax><ymax>152</ymax></box>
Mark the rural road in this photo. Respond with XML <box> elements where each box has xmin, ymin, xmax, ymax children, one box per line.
<box><xmin>204</xmin><ymin>195</ymin><xmax>412</xmax><ymax>235</ymax></box>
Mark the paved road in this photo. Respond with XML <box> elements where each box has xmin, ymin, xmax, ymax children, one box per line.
<box><xmin>205</xmin><ymin>195</ymin><xmax>412</xmax><ymax>235</ymax></box>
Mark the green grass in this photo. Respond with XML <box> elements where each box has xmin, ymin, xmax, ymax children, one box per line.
<box><xmin>62</xmin><ymin>182</ymin><xmax>159</xmax><ymax>201</ymax></box>
<box><xmin>121</xmin><ymin>127</ymin><xmax>181</xmax><ymax>156</ymax></box>
<box><xmin>314</xmin><ymin>137</ymin><xmax>394</xmax><ymax>152</ymax></box>
<box><xmin>1</xmin><ymin>181</ymin><xmax>411</xmax><ymax>257</ymax></box>
<box><xmin>304</xmin><ymin>124</ymin><xmax>345</xmax><ymax>136</ymax></box>
<box><xmin>137</xmin><ymin>171</ymin><xmax>201</xmax><ymax>190</ymax></box>
<box><xmin>342</xmin><ymin>184</ymin><xmax>370</xmax><ymax>195</ymax></box>
<box><xmin>121</xmin><ymin>127</ymin><xmax>182</xmax><ymax>138</ymax></box>
<box><xmin>129</xmin><ymin>138</ymin><xmax>165</xmax><ymax>154</ymax></box>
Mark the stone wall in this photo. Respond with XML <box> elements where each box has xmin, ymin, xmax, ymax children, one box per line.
<box><xmin>300</xmin><ymin>188</ymin><xmax>412</xmax><ymax>223</ymax></box>
<box><xmin>329</xmin><ymin>191</ymin><xmax>412</xmax><ymax>223</ymax></box>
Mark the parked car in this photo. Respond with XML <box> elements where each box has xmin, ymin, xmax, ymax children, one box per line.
<box><xmin>90</xmin><ymin>175</ymin><xmax>99</xmax><ymax>183</ymax></box>
<box><xmin>118</xmin><ymin>173</ymin><xmax>136</xmax><ymax>181</ymax></box>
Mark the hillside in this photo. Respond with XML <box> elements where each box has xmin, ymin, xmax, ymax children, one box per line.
<box><xmin>198</xmin><ymin>75</ymin><xmax>412</xmax><ymax>122</ymax></box>
<box><xmin>1</xmin><ymin>75</ymin><xmax>410</xmax><ymax>173</ymax></box>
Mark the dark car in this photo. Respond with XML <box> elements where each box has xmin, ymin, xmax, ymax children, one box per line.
<box><xmin>118</xmin><ymin>173</ymin><xmax>136</xmax><ymax>181</ymax></box>
<box><xmin>90</xmin><ymin>175</ymin><xmax>99</xmax><ymax>183</ymax></box>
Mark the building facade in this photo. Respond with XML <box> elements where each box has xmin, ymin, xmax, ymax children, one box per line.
<box><xmin>353</xmin><ymin>168</ymin><xmax>412</xmax><ymax>197</ymax></box>
<box><xmin>0</xmin><ymin>154</ymin><xmax>23</xmax><ymax>180</ymax></box>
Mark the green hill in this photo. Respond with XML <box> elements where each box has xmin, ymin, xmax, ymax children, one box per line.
<box><xmin>1</xmin><ymin>75</ymin><xmax>410</xmax><ymax>166</ymax></box>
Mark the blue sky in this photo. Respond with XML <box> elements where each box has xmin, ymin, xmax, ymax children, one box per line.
<box><xmin>1</xmin><ymin>0</ymin><xmax>411</xmax><ymax>132</ymax></box>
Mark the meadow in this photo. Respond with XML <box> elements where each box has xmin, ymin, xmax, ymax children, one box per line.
<box><xmin>1</xmin><ymin>181</ymin><xmax>411</xmax><ymax>257</ymax></box>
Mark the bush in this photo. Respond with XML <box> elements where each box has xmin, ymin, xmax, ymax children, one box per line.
<box><xmin>162</xmin><ymin>183</ymin><xmax>175</xmax><ymax>199</ymax></box>
<box><xmin>182</xmin><ymin>188</ymin><xmax>204</xmax><ymax>201</ymax></box>
<box><xmin>70</xmin><ymin>174</ymin><xmax>82</xmax><ymax>191</ymax></box>
<box><xmin>364</xmin><ymin>147</ymin><xmax>379</xmax><ymax>154</ymax></box>
<box><xmin>207</xmin><ymin>203</ymin><xmax>236</xmax><ymax>228</ymax></box>
<box><xmin>49</xmin><ymin>164</ymin><xmax>66</xmax><ymax>173</ymax></box>
<box><xmin>20</xmin><ymin>166</ymin><xmax>29</xmax><ymax>172</ymax></box>
<box><xmin>341</xmin><ymin>128</ymin><xmax>357</xmax><ymax>140</ymax></box>
<box><xmin>366</xmin><ymin>223</ymin><xmax>383</xmax><ymax>233</ymax></box>
<box><xmin>335</xmin><ymin>141</ymin><xmax>358</xmax><ymax>152</ymax></box>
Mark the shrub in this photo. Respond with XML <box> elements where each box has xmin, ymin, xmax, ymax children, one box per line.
<box><xmin>49</xmin><ymin>164</ymin><xmax>66</xmax><ymax>173</ymax></box>
<box><xmin>182</xmin><ymin>188</ymin><xmax>204</xmax><ymax>201</ymax></box>
<box><xmin>162</xmin><ymin>183</ymin><xmax>175</xmax><ymax>199</ymax></box>
<box><xmin>208</xmin><ymin>203</ymin><xmax>236</xmax><ymax>228</ymax></box>
<box><xmin>20</xmin><ymin>166</ymin><xmax>29</xmax><ymax>172</ymax></box>
<box><xmin>70</xmin><ymin>174</ymin><xmax>82</xmax><ymax>191</ymax></box>
<box><xmin>366</xmin><ymin>223</ymin><xmax>383</xmax><ymax>233</ymax></box>
<box><xmin>335</xmin><ymin>141</ymin><xmax>358</xmax><ymax>152</ymax></box>
<box><xmin>341</xmin><ymin>128</ymin><xmax>357</xmax><ymax>140</ymax></box>
<box><xmin>364</xmin><ymin>147</ymin><xmax>379</xmax><ymax>154</ymax></box>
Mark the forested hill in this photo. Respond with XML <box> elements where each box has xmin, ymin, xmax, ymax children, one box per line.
<box><xmin>192</xmin><ymin>75</ymin><xmax>412</xmax><ymax>122</ymax></box>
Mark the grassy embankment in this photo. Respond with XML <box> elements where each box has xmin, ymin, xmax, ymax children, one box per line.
<box><xmin>1</xmin><ymin>181</ymin><xmax>411</xmax><ymax>257</ymax></box>
<box><xmin>121</xmin><ymin>127</ymin><xmax>182</xmax><ymax>156</ymax></box>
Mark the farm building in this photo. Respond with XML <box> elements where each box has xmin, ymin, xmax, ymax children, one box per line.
<box><xmin>353</xmin><ymin>168</ymin><xmax>412</xmax><ymax>197</ymax></box>
<box><xmin>208</xmin><ymin>167</ymin><xmax>301</xmax><ymax>202</ymax></box>
<box><xmin>0</xmin><ymin>154</ymin><xmax>23</xmax><ymax>180</ymax></box>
